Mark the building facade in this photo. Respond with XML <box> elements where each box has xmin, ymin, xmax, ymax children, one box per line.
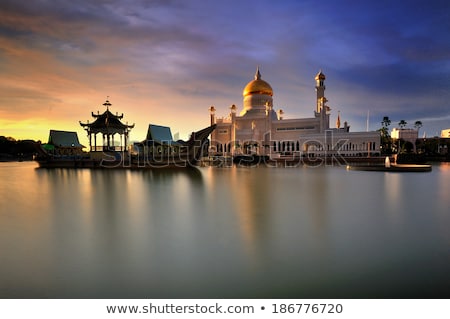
<box><xmin>441</xmin><ymin>128</ymin><xmax>450</xmax><ymax>138</ymax></box>
<box><xmin>391</xmin><ymin>127</ymin><xmax>419</xmax><ymax>152</ymax></box>
<box><xmin>209</xmin><ymin>68</ymin><xmax>380</xmax><ymax>158</ymax></box>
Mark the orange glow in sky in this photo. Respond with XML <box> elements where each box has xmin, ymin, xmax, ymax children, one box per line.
<box><xmin>1</xmin><ymin>1</ymin><xmax>449</xmax><ymax>145</ymax></box>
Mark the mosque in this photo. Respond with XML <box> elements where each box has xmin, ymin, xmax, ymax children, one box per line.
<box><xmin>208</xmin><ymin>67</ymin><xmax>380</xmax><ymax>159</ymax></box>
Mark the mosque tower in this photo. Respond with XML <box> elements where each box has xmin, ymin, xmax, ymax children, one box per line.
<box><xmin>314</xmin><ymin>70</ymin><xmax>331</xmax><ymax>132</ymax></box>
<box><xmin>315</xmin><ymin>70</ymin><xmax>326</xmax><ymax>113</ymax></box>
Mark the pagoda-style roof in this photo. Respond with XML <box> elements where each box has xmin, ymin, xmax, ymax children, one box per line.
<box><xmin>146</xmin><ymin>124</ymin><xmax>173</xmax><ymax>143</ymax></box>
<box><xmin>48</xmin><ymin>130</ymin><xmax>84</xmax><ymax>148</ymax></box>
<box><xmin>80</xmin><ymin>100</ymin><xmax>135</xmax><ymax>133</ymax></box>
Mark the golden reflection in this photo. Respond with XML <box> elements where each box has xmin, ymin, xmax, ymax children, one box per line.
<box><xmin>304</xmin><ymin>166</ymin><xmax>329</xmax><ymax>234</ymax></box>
<box><xmin>437</xmin><ymin>162</ymin><xmax>450</xmax><ymax>170</ymax></box>
<box><xmin>213</xmin><ymin>166</ymin><xmax>335</xmax><ymax>266</ymax></box>
<box><xmin>437</xmin><ymin>163</ymin><xmax>450</xmax><ymax>217</ymax></box>
<box><xmin>384</xmin><ymin>172</ymin><xmax>402</xmax><ymax>217</ymax></box>
<box><xmin>228</xmin><ymin>166</ymin><xmax>274</xmax><ymax>268</ymax></box>
<box><xmin>203</xmin><ymin>166</ymin><xmax>263</xmax><ymax>264</ymax></box>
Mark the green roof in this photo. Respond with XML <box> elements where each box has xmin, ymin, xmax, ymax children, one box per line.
<box><xmin>146</xmin><ymin>124</ymin><xmax>173</xmax><ymax>144</ymax></box>
<box><xmin>48</xmin><ymin>130</ymin><xmax>84</xmax><ymax>148</ymax></box>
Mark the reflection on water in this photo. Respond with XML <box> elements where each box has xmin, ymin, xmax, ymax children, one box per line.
<box><xmin>0</xmin><ymin>162</ymin><xmax>449</xmax><ymax>298</ymax></box>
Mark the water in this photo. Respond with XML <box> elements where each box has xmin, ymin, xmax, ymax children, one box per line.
<box><xmin>1</xmin><ymin>161</ymin><xmax>449</xmax><ymax>298</ymax></box>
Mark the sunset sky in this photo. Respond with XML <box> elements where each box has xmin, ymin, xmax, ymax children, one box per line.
<box><xmin>1</xmin><ymin>0</ymin><xmax>449</xmax><ymax>146</ymax></box>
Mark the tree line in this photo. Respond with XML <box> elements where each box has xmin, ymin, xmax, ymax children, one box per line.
<box><xmin>0</xmin><ymin>136</ymin><xmax>40</xmax><ymax>161</ymax></box>
<box><xmin>378</xmin><ymin>116</ymin><xmax>449</xmax><ymax>159</ymax></box>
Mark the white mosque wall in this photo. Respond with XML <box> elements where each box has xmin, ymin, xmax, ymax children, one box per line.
<box><xmin>209</xmin><ymin>69</ymin><xmax>381</xmax><ymax>158</ymax></box>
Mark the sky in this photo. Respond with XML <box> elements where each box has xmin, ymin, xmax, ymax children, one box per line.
<box><xmin>1</xmin><ymin>0</ymin><xmax>449</xmax><ymax>145</ymax></box>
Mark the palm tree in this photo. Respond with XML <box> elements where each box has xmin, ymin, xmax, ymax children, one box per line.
<box><xmin>379</xmin><ymin>116</ymin><xmax>393</xmax><ymax>154</ymax></box>
<box><xmin>414</xmin><ymin>120</ymin><xmax>423</xmax><ymax>133</ymax></box>
<box><xmin>398</xmin><ymin>120</ymin><xmax>407</xmax><ymax>129</ymax></box>
<box><xmin>381</xmin><ymin>116</ymin><xmax>391</xmax><ymax>129</ymax></box>
<box><xmin>379</xmin><ymin>116</ymin><xmax>391</xmax><ymax>138</ymax></box>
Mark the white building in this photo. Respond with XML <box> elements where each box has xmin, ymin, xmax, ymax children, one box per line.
<box><xmin>391</xmin><ymin>128</ymin><xmax>419</xmax><ymax>152</ymax></box>
<box><xmin>441</xmin><ymin>129</ymin><xmax>450</xmax><ymax>138</ymax></box>
<box><xmin>209</xmin><ymin>68</ymin><xmax>380</xmax><ymax>158</ymax></box>
<box><xmin>391</xmin><ymin>128</ymin><xmax>419</xmax><ymax>140</ymax></box>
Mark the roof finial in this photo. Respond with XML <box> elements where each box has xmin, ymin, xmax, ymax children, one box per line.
<box><xmin>103</xmin><ymin>97</ymin><xmax>111</xmax><ymax>110</ymax></box>
<box><xmin>315</xmin><ymin>69</ymin><xmax>326</xmax><ymax>80</ymax></box>
<box><xmin>255</xmin><ymin>65</ymin><xmax>261</xmax><ymax>80</ymax></box>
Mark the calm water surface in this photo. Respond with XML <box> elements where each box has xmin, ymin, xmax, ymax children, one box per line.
<box><xmin>1</xmin><ymin>161</ymin><xmax>449</xmax><ymax>298</ymax></box>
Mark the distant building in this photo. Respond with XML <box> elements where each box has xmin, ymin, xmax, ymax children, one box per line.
<box><xmin>391</xmin><ymin>128</ymin><xmax>419</xmax><ymax>152</ymax></box>
<box><xmin>131</xmin><ymin>124</ymin><xmax>179</xmax><ymax>155</ymax></box>
<box><xmin>44</xmin><ymin>130</ymin><xmax>85</xmax><ymax>155</ymax></box>
<box><xmin>441</xmin><ymin>129</ymin><xmax>450</xmax><ymax>138</ymax></box>
<box><xmin>391</xmin><ymin>128</ymin><xmax>419</xmax><ymax>140</ymax></box>
<box><xmin>209</xmin><ymin>68</ymin><xmax>380</xmax><ymax>158</ymax></box>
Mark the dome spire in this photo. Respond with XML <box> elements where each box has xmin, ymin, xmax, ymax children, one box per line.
<box><xmin>255</xmin><ymin>66</ymin><xmax>261</xmax><ymax>80</ymax></box>
<box><xmin>336</xmin><ymin>111</ymin><xmax>341</xmax><ymax>129</ymax></box>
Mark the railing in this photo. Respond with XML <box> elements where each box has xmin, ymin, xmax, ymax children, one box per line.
<box><xmin>91</xmin><ymin>146</ymin><xmax>124</xmax><ymax>152</ymax></box>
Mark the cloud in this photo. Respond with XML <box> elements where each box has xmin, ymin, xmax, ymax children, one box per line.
<box><xmin>1</xmin><ymin>0</ymin><xmax>450</xmax><ymax>142</ymax></box>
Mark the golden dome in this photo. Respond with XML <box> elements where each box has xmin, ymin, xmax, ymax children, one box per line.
<box><xmin>243</xmin><ymin>67</ymin><xmax>273</xmax><ymax>97</ymax></box>
<box><xmin>315</xmin><ymin>70</ymin><xmax>326</xmax><ymax>80</ymax></box>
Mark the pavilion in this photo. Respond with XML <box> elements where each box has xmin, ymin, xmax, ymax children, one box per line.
<box><xmin>80</xmin><ymin>100</ymin><xmax>134</xmax><ymax>152</ymax></box>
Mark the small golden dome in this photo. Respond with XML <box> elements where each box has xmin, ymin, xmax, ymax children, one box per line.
<box><xmin>315</xmin><ymin>70</ymin><xmax>326</xmax><ymax>80</ymax></box>
<box><xmin>243</xmin><ymin>67</ymin><xmax>273</xmax><ymax>97</ymax></box>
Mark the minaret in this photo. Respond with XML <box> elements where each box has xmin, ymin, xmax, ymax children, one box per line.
<box><xmin>209</xmin><ymin>106</ymin><xmax>216</xmax><ymax>142</ymax></box>
<box><xmin>315</xmin><ymin>70</ymin><xmax>326</xmax><ymax>113</ymax></box>
<box><xmin>230</xmin><ymin>104</ymin><xmax>237</xmax><ymax>155</ymax></box>
<box><xmin>265</xmin><ymin>101</ymin><xmax>273</xmax><ymax>156</ymax></box>
<box><xmin>209</xmin><ymin>106</ymin><xmax>216</xmax><ymax>126</ymax></box>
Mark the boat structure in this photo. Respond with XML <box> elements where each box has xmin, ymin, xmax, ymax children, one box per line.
<box><xmin>346</xmin><ymin>156</ymin><xmax>432</xmax><ymax>172</ymax></box>
<box><xmin>35</xmin><ymin>100</ymin><xmax>216</xmax><ymax>169</ymax></box>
